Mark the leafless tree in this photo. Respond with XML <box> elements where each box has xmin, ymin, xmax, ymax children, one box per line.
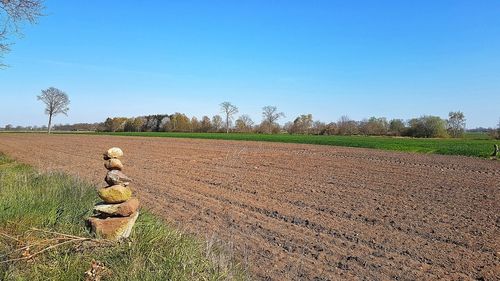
<box><xmin>235</xmin><ymin>114</ymin><xmax>254</xmax><ymax>132</ymax></box>
<box><xmin>490</xmin><ymin>117</ymin><xmax>500</xmax><ymax>140</ymax></box>
<box><xmin>212</xmin><ymin>115</ymin><xmax>223</xmax><ymax>132</ymax></box>
<box><xmin>200</xmin><ymin>116</ymin><xmax>212</xmax><ymax>132</ymax></box>
<box><xmin>288</xmin><ymin>114</ymin><xmax>313</xmax><ymax>134</ymax></box>
<box><xmin>359</xmin><ymin>117</ymin><xmax>389</xmax><ymax>136</ymax></box>
<box><xmin>220</xmin><ymin>101</ymin><xmax>238</xmax><ymax>133</ymax></box>
<box><xmin>191</xmin><ymin>116</ymin><xmax>200</xmax><ymax>132</ymax></box>
<box><xmin>337</xmin><ymin>115</ymin><xmax>359</xmax><ymax>135</ymax></box>
<box><xmin>37</xmin><ymin>87</ymin><xmax>70</xmax><ymax>133</ymax></box>
<box><xmin>447</xmin><ymin>111</ymin><xmax>466</xmax><ymax>138</ymax></box>
<box><xmin>124</xmin><ymin>117</ymin><xmax>144</xmax><ymax>132</ymax></box>
<box><xmin>104</xmin><ymin>117</ymin><xmax>127</xmax><ymax>132</ymax></box>
<box><xmin>262</xmin><ymin>105</ymin><xmax>285</xmax><ymax>134</ymax></box>
<box><xmin>151</xmin><ymin>114</ymin><xmax>168</xmax><ymax>132</ymax></box>
<box><xmin>497</xmin><ymin>118</ymin><xmax>500</xmax><ymax>139</ymax></box>
<box><xmin>311</xmin><ymin>121</ymin><xmax>326</xmax><ymax>135</ymax></box>
<box><xmin>1</xmin><ymin>0</ymin><xmax>44</xmax><ymax>67</ymax></box>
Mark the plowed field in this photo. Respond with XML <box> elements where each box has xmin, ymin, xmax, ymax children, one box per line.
<box><xmin>0</xmin><ymin>134</ymin><xmax>498</xmax><ymax>280</ymax></box>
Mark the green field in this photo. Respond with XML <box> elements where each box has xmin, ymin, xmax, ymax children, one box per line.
<box><xmin>88</xmin><ymin>132</ymin><xmax>499</xmax><ymax>158</ymax></box>
<box><xmin>0</xmin><ymin>154</ymin><xmax>245</xmax><ymax>280</ymax></box>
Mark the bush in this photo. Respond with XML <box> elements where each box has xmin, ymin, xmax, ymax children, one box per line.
<box><xmin>389</xmin><ymin>119</ymin><xmax>406</xmax><ymax>136</ymax></box>
<box><xmin>406</xmin><ymin>116</ymin><xmax>449</xmax><ymax>138</ymax></box>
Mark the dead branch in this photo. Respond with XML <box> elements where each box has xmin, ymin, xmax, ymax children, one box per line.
<box><xmin>0</xmin><ymin>231</ymin><xmax>20</xmax><ymax>242</ymax></box>
<box><xmin>1</xmin><ymin>237</ymin><xmax>89</xmax><ymax>264</ymax></box>
<box><xmin>29</xmin><ymin>227</ymin><xmax>88</xmax><ymax>240</ymax></box>
<box><xmin>0</xmin><ymin>227</ymin><xmax>115</xmax><ymax>264</ymax></box>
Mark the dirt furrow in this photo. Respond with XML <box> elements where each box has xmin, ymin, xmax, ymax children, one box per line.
<box><xmin>0</xmin><ymin>133</ymin><xmax>498</xmax><ymax>280</ymax></box>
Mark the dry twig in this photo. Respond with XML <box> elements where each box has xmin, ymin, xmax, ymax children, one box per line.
<box><xmin>0</xmin><ymin>227</ymin><xmax>114</xmax><ymax>264</ymax></box>
<box><xmin>0</xmin><ymin>231</ymin><xmax>20</xmax><ymax>242</ymax></box>
<box><xmin>1</xmin><ymin>237</ymin><xmax>90</xmax><ymax>263</ymax></box>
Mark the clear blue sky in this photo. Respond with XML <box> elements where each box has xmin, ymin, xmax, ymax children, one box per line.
<box><xmin>1</xmin><ymin>0</ymin><xmax>499</xmax><ymax>128</ymax></box>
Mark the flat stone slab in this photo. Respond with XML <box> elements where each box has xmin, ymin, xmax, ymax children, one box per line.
<box><xmin>88</xmin><ymin>211</ymin><xmax>139</xmax><ymax>240</ymax></box>
<box><xmin>94</xmin><ymin>198</ymin><xmax>140</xmax><ymax>217</ymax></box>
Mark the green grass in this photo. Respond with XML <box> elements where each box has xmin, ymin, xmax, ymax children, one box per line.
<box><xmin>86</xmin><ymin>132</ymin><xmax>499</xmax><ymax>158</ymax></box>
<box><xmin>0</xmin><ymin>154</ymin><xmax>246</xmax><ymax>281</ymax></box>
<box><xmin>462</xmin><ymin>132</ymin><xmax>494</xmax><ymax>140</ymax></box>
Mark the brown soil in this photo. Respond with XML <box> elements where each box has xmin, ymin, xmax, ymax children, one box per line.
<box><xmin>0</xmin><ymin>134</ymin><xmax>499</xmax><ymax>280</ymax></box>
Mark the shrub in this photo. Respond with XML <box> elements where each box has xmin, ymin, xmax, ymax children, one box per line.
<box><xmin>406</xmin><ymin>116</ymin><xmax>449</xmax><ymax>138</ymax></box>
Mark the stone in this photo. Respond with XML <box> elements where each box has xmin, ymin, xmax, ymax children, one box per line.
<box><xmin>93</xmin><ymin>198</ymin><xmax>140</xmax><ymax>217</ymax></box>
<box><xmin>104</xmin><ymin>158</ymin><xmax>123</xmax><ymax>171</ymax></box>
<box><xmin>88</xmin><ymin>211</ymin><xmax>139</xmax><ymax>240</ymax></box>
<box><xmin>103</xmin><ymin>147</ymin><xmax>123</xmax><ymax>160</ymax></box>
<box><xmin>105</xmin><ymin>170</ymin><xmax>131</xmax><ymax>186</ymax></box>
<box><xmin>98</xmin><ymin>185</ymin><xmax>132</xmax><ymax>203</ymax></box>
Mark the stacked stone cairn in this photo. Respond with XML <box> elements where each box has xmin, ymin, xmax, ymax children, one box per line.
<box><xmin>87</xmin><ymin>147</ymin><xmax>139</xmax><ymax>240</ymax></box>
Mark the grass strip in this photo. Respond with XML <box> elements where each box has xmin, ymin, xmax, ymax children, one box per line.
<box><xmin>82</xmin><ymin>132</ymin><xmax>499</xmax><ymax>158</ymax></box>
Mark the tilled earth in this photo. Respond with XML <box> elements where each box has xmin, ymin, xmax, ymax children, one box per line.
<box><xmin>0</xmin><ymin>134</ymin><xmax>499</xmax><ymax>280</ymax></box>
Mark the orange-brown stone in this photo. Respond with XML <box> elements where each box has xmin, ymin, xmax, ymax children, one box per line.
<box><xmin>93</xmin><ymin>198</ymin><xmax>140</xmax><ymax>217</ymax></box>
<box><xmin>87</xmin><ymin>211</ymin><xmax>139</xmax><ymax>240</ymax></box>
<box><xmin>104</xmin><ymin>158</ymin><xmax>123</xmax><ymax>171</ymax></box>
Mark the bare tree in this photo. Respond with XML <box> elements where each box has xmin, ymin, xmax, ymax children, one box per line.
<box><xmin>151</xmin><ymin>114</ymin><xmax>168</xmax><ymax>132</ymax></box>
<box><xmin>124</xmin><ymin>117</ymin><xmax>144</xmax><ymax>132</ymax></box>
<box><xmin>359</xmin><ymin>117</ymin><xmax>389</xmax><ymax>136</ymax></box>
<box><xmin>212</xmin><ymin>115</ymin><xmax>223</xmax><ymax>132</ymax></box>
<box><xmin>220</xmin><ymin>101</ymin><xmax>238</xmax><ymax>133</ymax></box>
<box><xmin>447</xmin><ymin>111</ymin><xmax>466</xmax><ymax>138</ymax></box>
<box><xmin>191</xmin><ymin>116</ymin><xmax>200</xmax><ymax>132</ymax></box>
<box><xmin>337</xmin><ymin>115</ymin><xmax>358</xmax><ymax>135</ymax></box>
<box><xmin>103</xmin><ymin>117</ymin><xmax>127</xmax><ymax>132</ymax></box>
<box><xmin>490</xmin><ymin>117</ymin><xmax>500</xmax><ymax>140</ymax></box>
<box><xmin>37</xmin><ymin>87</ymin><xmax>70</xmax><ymax>133</ymax></box>
<box><xmin>262</xmin><ymin>106</ymin><xmax>285</xmax><ymax>134</ymax></box>
<box><xmin>1</xmin><ymin>0</ymin><xmax>44</xmax><ymax>67</ymax></box>
<box><xmin>288</xmin><ymin>114</ymin><xmax>313</xmax><ymax>134</ymax></box>
<box><xmin>235</xmin><ymin>114</ymin><xmax>254</xmax><ymax>132</ymax></box>
<box><xmin>497</xmin><ymin>118</ymin><xmax>500</xmax><ymax>139</ymax></box>
<box><xmin>200</xmin><ymin>116</ymin><xmax>212</xmax><ymax>132</ymax></box>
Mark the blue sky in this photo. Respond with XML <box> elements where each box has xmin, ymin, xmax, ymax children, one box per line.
<box><xmin>0</xmin><ymin>0</ymin><xmax>499</xmax><ymax>128</ymax></box>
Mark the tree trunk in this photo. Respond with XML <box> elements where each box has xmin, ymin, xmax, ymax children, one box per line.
<box><xmin>226</xmin><ymin>115</ymin><xmax>229</xmax><ymax>133</ymax></box>
<box><xmin>47</xmin><ymin>114</ymin><xmax>52</xmax><ymax>134</ymax></box>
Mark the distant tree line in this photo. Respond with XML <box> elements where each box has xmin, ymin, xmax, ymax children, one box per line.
<box><xmin>0</xmin><ymin>123</ymin><xmax>100</xmax><ymax>132</ymax></box>
<box><xmin>95</xmin><ymin>104</ymin><xmax>288</xmax><ymax>134</ymax></box>
<box><xmin>283</xmin><ymin>114</ymin><xmax>457</xmax><ymax>138</ymax></box>
<box><xmin>96</xmin><ymin>113</ymin><xmax>476</xmax><ymax>139</ymax></box>
<box><xmin>4</xmin><ymin>102</ymin><xmax>499</xmax><ymax>139</ymax></box>
<box><xmin>93</xmin><ymin>110</ymin><xmax>497</xmax><ymax>139</ymax></box>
